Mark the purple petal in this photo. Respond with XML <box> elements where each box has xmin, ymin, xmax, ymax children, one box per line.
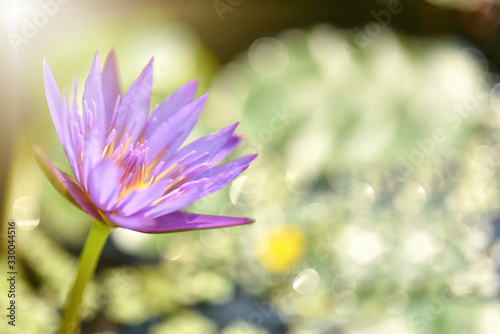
<box><xmin>143</xmin><ymin>179</ymin><xmax>208</xmax><ymax>218</ymax></box>
<box><xmin>43</xmin><ymin>61</ymin><xmax>81</xmax><ymax>178</ymax></box>
<box><xmin>192</xmin><ymin>154</ymin><xmax>258</xmax><ymax>198</ymax></box>
<box><xmin>211</xmin><ymin>134</ymin><xmax>242</xmax><ymax>164</ymax></box>
<box><xmin>43</xmin><ymin>60</ymin><xmax>65</xmax><ymax>141</ymax></box>
<box><xmin>68</xmin><ymin>78</ymin><xmax>83</xmax><ymax>182</ymax></box>
<box><xmin>43</xmin><ymin>60</ymin><xmax>75</xmax><ymax>152</ymax></box>
<box><xmin>115</xmin><ymin>180</ymin><xmax>172</xmax><ymax>216</ymax></box>
<box><xmin>79</xmin><ymin>109</ymin><xmax>109</xmax><ymax>191</ymax></box>
<box><xmin>107</xmin><ymin>210</ymin><xmax>253</xmax><ymax>233</ymax></box>
<box><xmin>86</xmin><ymin>159</ymin><xmax>121</xmax><ymax>212</ymax></box>
<box><xmin>166</xmin><ymin>123</ymin><xmax>238</xmax><ymax>165</ymax></box>
<box><xmin>34</xmin><ymin>147</ymin><xmax>104</xmax><ymax>222</ymax></box>
<box><xmin>60</xmin><ymin>95</ymin><xmax>80</xmax><ymax>178</ymax></box>
<box><xmin>113</xmin><ymin>58</ymin><xmax>153</xmax><ymax>142</ymax></box>
<box><xmin>102</xmin><ymin>49</ymin><xmax>122</xmax><ymax>125</ymax></box>
<box><xmin>145</xmin><ymin>79</ymin><xmax>198</xmax><ymax>136</ymax></box>
<box><xmin>82</xmin><ymin>52</ymin><xmax>106</xmax><ymax>143</ymax></box>
<box><xmin>161</xmin><ymin>123</ymin><xmax>239</xmax><ymax>173</ymax></box>
<box><xmin>146</xmin><ymin>94</ymin><xmax>208</xmax><ymax>164</ymax></box>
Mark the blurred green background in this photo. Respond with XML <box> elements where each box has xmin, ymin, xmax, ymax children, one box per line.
<box><xmin>1</xmin><ymin>0</ymin><xmax>500</xmax><ymax>333</ymax></box>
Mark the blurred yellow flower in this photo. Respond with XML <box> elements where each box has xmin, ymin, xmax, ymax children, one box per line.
<box><xmin>255</xmin><ymin>226</ymin><xmax>306</xmax><ymax>273</ymax></box>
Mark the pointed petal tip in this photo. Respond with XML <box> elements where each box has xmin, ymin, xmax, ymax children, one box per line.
<box><xmin>102</xmin><ymin>48</ymin><xmax>123</xmax><ymax>114</ymax></box>
<box><xmin>104</xmin><ymin>49</ymin><xmax>118</xmax><ymax>65</ymax></box>
<box><xmin>197</xmin><ymin>92</ymin><xmax>209</xmax><ymax>104</ymax></box>
<box><xmin>108</xmin><ymin>48</ymin><xmax>117</xmax><ymax>57</ymax></box>
<box><xmin>90</xmin><ymin>51</ymin><xmax>102</xmax><ymax>69</ymax></box>
<box><xmin>42</xmin><ymin>59</ymin><xmax>53</xmax><ymax>75</ymax></box>
<box><xmin>237</xmin><ymin>154</ymin><xmax>257</xmax><ymax>171</ymax></box>
<box><xmin>217</xmin><ymin>122</ymin><xmax>239</xmax><ymax>135</ymax></box>
<box><xmin>140</xmin><ymin>57</ymin><xmax>154</xmax><ymax>74</ymax></box>
<box><xmin>33</xmin><ymin>145</ymin><xmax>45</xmax><ymax>161</ymax></box>
<box><xmin>247</xmin><ymin>153</ymin><xmax>258</xmax><ymax>162</ymax></box>
<box><xmin>236</xmin><ymin>217</ymin><xmax>255</xmax><ymax>225</ymax></box>
<box><xmin>92</xmin><ymin>51</ymin><xmax>101</xmax><ymax>64</ymax></box>
<box><xmin>187</xmin><ymin>78</ymin><xmax>199</xmax><ymax>89</ymax></box>
<box><xmin>228</xmin><ymin>122</ymin><xmax>239</xmax><ymax>131</ymax></box>
<box><xmin>42</xmin><ymin>59</ymin><xmax>64</xmax><ymax>108</ymax></box>
<box><xmin>179</xmin><ymin>78</ymin><xmax>200</xmax><ymax>96</ymax></box>
<box><xmin>234</xmin><ymin>153</ymin><xmax>258</xmax><ymax>170</ymax></box>
<box><xmin>138</xmin><ymin>57</ymin><xmax>154</xmax><ymax>80</ymax></box>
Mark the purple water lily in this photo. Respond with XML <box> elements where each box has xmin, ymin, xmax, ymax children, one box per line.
<box><xmin>38</xmin><ymin>50</ymin><xmax>256</xmax><ymax>233</ymax></box>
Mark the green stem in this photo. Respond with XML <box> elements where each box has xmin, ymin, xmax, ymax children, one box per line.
<box><xmin>56</xmin><ymin>221</ymin><xmax>111</xmax><ymax>334</ymax></box>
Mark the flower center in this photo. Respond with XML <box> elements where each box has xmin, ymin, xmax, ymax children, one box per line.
<box><xmin>101</xmin><ymin>130</ymin><xmax>153</xmax><ymax>197</ymax></box>
<box><xmin>99</xmin><ymin>128</ymin><xmax>189</xmax><ymax>202</ymax></box>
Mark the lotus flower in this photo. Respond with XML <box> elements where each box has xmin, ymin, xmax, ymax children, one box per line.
<box><xmin>38</xmin><ymin>50</ymin><xmax>256</xmax><ymax>233</ymax></box>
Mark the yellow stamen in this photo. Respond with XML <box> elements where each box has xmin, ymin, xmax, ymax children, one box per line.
<box><xmin>153</xmin><ymin>162</ymin><xmax>179</xmax><ymax>182</ymax></box>
<box><xmin>163</xmin><ymin>175</ymin><xmax>187</xmax><ymax>194</ymax></box>
<box><xmin>145</xmin><ymin>148</ymin><xmax>167</xmax><ymax>175</ymax></box>
<box><xmin>151</xmin><ymin>188</ymin><xmax>182</xmax><ymax>206</ymax></box>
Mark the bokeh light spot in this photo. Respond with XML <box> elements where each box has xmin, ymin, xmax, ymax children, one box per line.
<box><xmin>286</xmin><ymin>161</ymin><xmax>318</xmax><ymax>195</ymax></box>
<box><xmin>13</xmin><ymin>196</ymin><xmax>40</xmax><ymax>230</ymax></box>
<box><xmin>347</xmin><ymin>182</ymin><xmax>375</xmax><ymax>213</ymax></box>
<box><xmin>111</xmin><ymin>228</ymin><xmax>152</xmax><ymax>254</ymax></box>
<box><xmin>293</xmin><ymin>268</ymin><xmax>319</xmax><ymax>294</ymax></box>
<box><xmin>331</xmin><ymin>273</ymin><xmax>356</xmax><ymax>298</ymax></box>
<box><xmin>199</xmin><ymin>229</ymin><xmax>229</xmax><ymax>249</ymax></box>
<box><xmin>248</xmin><ymin>37</ymin><xmax>289</xmax><ymax>76</ymax></box>
<box><xmin>300</xmin><ymin>202</ymin><xmax>330</xmax><ymax>233</ymax></box>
